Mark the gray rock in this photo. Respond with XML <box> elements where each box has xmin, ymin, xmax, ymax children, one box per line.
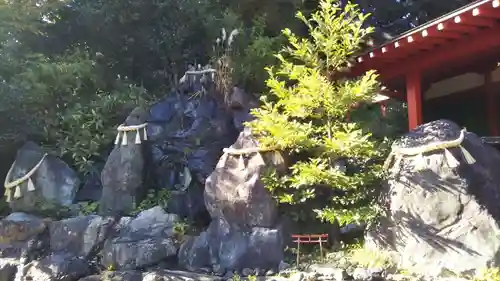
<box><xmin>146</xmin><ymin>79</ymin><xmax>239</xmax><ymax>220</ymax></box>
<box><xmin>179</xmin><ymin>129</ymin><xmax>284</xmax><ymax>272</ymax></box>
<box><xmin>368</xmin><ymin>120</ymin><xmax>500</xmax><ymax>276</ymax></box>
<box><xmin>205</xmin><ymin>128</ymin><xmax>278</xmax><ymax>228</ymax></box>
<box><xmin>242</xmin><ymin>268</ymin><xmax>254</xmax><ymax>276</ymax></box>
<box><xmin>0</xmin><ymin>213</ymin><xmax>47</xmax><ymax>261</ymax></box>
<box><xmin>266</xmin><ymin>269</ymin><xmax>277</xmax><ymax>276</ymax></box>
<box><xmin>75</xmin><ymin>171</ymin><xmax>103</xmax><ymax>202</ymax></box>
<box><xmin>278</xmin><ymin>261</ymin><xmax>291</xmax><ymax>272</ymax></box>
<box><xmin>353</xmin><ymin>268</ymin><xmax>384</xmax><ymax>281</ymax></box>
<box><xmin>101</xmin><ymin>207</ymin><xmax>179</xmax><ymax>270</ymax></box>
<box><xmin>0</xmin><ymin>259</ymin><xmax>18</xmax><ymax>281</ymax></box>
<box><xmin>212</xmin><ymin>264</ymin><xmax>226</xmax><ymax>276</ymax></box>
<box><xmin>49</xmin><ymin>215</ymin><xmax>115</xmax><ymax>257</ymax></box>
<box><xmin>179</xmin><ymin>218</ymin><xmax>284</xmax><ymax>272</ymax></box>
<box><xmin>5</xmin><ymin>142</ymin><xmax>79</xmax><ymax>213</ymax></box>
<box><xmin>309</xmin><ymin>264</ymin><xmax>348</xmax><ymax>281</ymax></box>
<box><xmin>99</xmin><ymin>107</ymin><xmax>148</xmax><ymax>216</ymax></box>
<box><xmin>23</xmin><ymin>253</ymin><xmax>91</xmax><ymax>281</ymax></box>
<box><xmin>102</xmin><ymin>236</ymin><xmax>177</xmax><ymax>270</ymax></box>
<box><xmin>78</xmin><ymin>271</ymin><xmax>142</xmax><ymax>281</ymax></box>
<box><xmin>223</xmin><ymin>271</ymin><xmax>235</xmax><ymax>279</ymax></box>
<box><xmin>385</xmin><ymin>274</ymin><xmax>414</xmax><ymax>281</ymax></box>
<box><xmin>228</xmin><ymin>87</ymin><xmax>257</xmax><ymax>131</ymax></box>
<box><xmin>142</xmin><ymin>269</ymin><xmax>224</xmax><ymax>281</ymax></box>
<box><xmin>178</xmin><ymin>233</ymin><xmax>210</xmax><ymax>270</ymax></box>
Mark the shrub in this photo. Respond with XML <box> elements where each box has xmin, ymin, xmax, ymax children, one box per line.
<box><xmin>248</xmin><ymin>0</ymin><xmax>385</xmax><ymax>227</ymax></box>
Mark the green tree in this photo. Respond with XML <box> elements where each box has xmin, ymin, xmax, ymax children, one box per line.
<box><xmin>0</xmin><ymin>1</ymin><xmax>148</xmax><ymax>176</ymax></box>
<box><xmin>31</xmin><ymin>0</ymin><xmax>224</xmax><ymax>94</ymax></box>
<box><xmin>248</xmin><ymin>0</ymin><xmax>385</xmax><ymax>226</ymax></box>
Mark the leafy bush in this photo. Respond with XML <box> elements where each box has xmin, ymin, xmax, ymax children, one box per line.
<box><xmin>248</xmin><ymin>0</ymin><xmax>385</xmax><ymax>227</ymax></box>
<box><xmin>476</xmin><ymin>268</ymin><xmax>500</xmax><ymax>281</ymax></box>
<box><xmin>349</xmin><ymin>248</ymin><xmax>397</xmax><ymax>269</ymax></box>
<box><xmin>230</xmin><ymin>15</ymin><xmax>285</xmax><ymax>94</ymax></box>
<box><xmin>131</xmin><ymin>189</ymin><xmax>171</xmax><ymax>216</ymax></box>
<box><xmin>6</xmin><ymin>50</ymin><xmax>148</xmax><ymax>174</ymax></box>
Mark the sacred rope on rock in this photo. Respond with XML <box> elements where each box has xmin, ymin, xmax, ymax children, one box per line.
<box><xmin>180</xmin><ymin>68</ymin><xmax>217</xmax><ymax>84</ymax></box>
<box><xmin>383</xmin><ymin>128</ymin><xmax>476</xmax><ymax>173</ymax></box>
<box><xmin>114</xmin><ymin>123</ymin><xmax>148</xmax><ymax>146</ymax></box>
<box><xmin>221</xmin><ymin>147</ymin><xmax>283</xmax><ymax>170</ymax></box>
<box><xmin>4</xmin><ymin>153</ymin><xmax>48</xmax><ymax>202</ymax></box>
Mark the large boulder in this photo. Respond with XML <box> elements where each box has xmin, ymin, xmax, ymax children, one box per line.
<box><xmin>145</xmin><ymin>78</ymin><xmax>243</xmax><ymax>220</ymax></box>
<box><xmin>204</xmin><ymin>128</ymin><xmax>279</xmax><ymax>228</ymax></box>
<box><xmin>178</xmin><ymin>128</ymin><xmax>284</xmax><ymax>272</ymax></box>
<box><xmin>4</xmin><ymin>142</ymin><xmax>80</xmax><ymax>213</ymax></box>
<box><xmin>101</xmin><ymin>206</ymin><xmax>179</xmax><ymax>270</ymax></box>
<box><xmin>367</xmin><ymin>119</ymin><xmax>500</xmax><ymax>276</ymax></box>
<box><xmin>99</xmin><ymin>107</ymin><xmax>149</xmax><ymax>216</ymax></box>
<box><xmin>0</xmin><ymin>213</ymin><xmax>49</xmax><ymax>263</ymax></box>
<box><xmin>23</xmin><ymin>253</ymin><xmax>92</xmax><ymax>281</ymax></box>
<box><xmin>49</xmin><ymin>215</ymin><xmax>116</xmax><ymax>258</ymax></box>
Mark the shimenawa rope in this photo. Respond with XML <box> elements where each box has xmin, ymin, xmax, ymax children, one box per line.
<box><xmin>383</xmin><ymin>129</ymin><xmax>475</xmax><ymax>172</ymax></box>
<box><xmin>4</xmin><ymin>153</ymin><xmax>48</xmax><ymax>202</ymax></box>
<box><xmin>114</xmin><ymin>123</ymin><xmax>148</xmax><ymax>146</ymax></box>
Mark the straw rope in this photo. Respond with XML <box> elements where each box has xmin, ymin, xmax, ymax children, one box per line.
<box><xmin>4</xmin><ymin>153</ymin><xmax>48</xmax><ymax>202</ymax></box>
<box><xmin>114</xmin><ymin>123</ymin><xmax>148</xmax><ymax>146</ymax></box>
<box><xmin>383</xmin><ymin>129</ymin><xmax>475</xmax><ymax>171</ymax></box>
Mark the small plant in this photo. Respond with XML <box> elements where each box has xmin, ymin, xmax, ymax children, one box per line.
<box><xmin>131</xmin><ymin>189</ymin><xmax>171</xmax><ymax>215</ymax></box>
<box><xmin>475</xmin><ymin>268</ymin><xmax>500</xmax><ymax>281</ymax></box>
<box><xmin>212</xmin><ymin>27</ymin><xmax>239</xmax><ymax>105</ymax></box>
<box><xmin>78</xmin><ymin>201</ymin><xmax>100</xmax><ymax>216</ymax></box>
<box><xmin>247</xmin><ymin>275</ymin><xmax>257</xmax><ymax>281</ymax></box>
<box><xmin>28</xmin><ymin>198</ymin><xmax>74</xmax><ymax>219</ymax></box>
<box><xmin>349</xmin><ymin>248</ymin><xmax>396</xmax><ymax>270</ymax></box>
<box><xmin>231</xmin><ymin>273</ymin><xmax>242</xmax><ymax>281</ymax></box>
<box><xmin>173</xmin><ymin>220</ymin><xmax>189</xmax><ymax>240</ymax></box>
<box><xmin>11</xmin><ymin>50</ymin><xmax>149</xmax><ymax>176</ymax></box>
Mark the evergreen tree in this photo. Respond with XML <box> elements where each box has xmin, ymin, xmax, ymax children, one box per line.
<box><xmin>248</xmin><ymin>0</ymin><xmax>385</xmax><ymax>226</ymax></box>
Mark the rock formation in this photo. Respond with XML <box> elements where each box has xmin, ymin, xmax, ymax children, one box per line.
<box><xmin>366</xmin><ymin>119</ymin><xmax>500</xmax><ymax>276</ymax></box>
<box><xmin>0</xmin><ymin>207</ymin><xmax>185</xmax><ymax>281</ymax></box>
<box><xmin>178</xmin><ymin>128</ymin><xmax>285</xmax><ymax>273</ymax></box>
<box><xmin>3</xmin><ymin>142</ymin><xmax>80</xmax><ymax>213</ymax></box>
<box><xmin>99</xmin><ymin>107</ymin><xmax>149</xmax><ymax>216</ymax></box>
<box><xmin>145</xmin><ymin>72</ymin><xmax>251</xmax><ymax>220</ymax></box>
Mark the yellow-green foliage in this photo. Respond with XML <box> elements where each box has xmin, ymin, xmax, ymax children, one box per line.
<box><xmin>475</xmin><ymin>268</ymin><xmax>500</xmax><ymax>281</ymax></box>
<box><xmin>131</xmin><ymin>189</ymin><xmax>171</xmax><ymax>215</ymax></box>
<box><xmin>9</xmin><ymin>50</ymin><xmax>148</xmax><ymax>175</ymax></box>
<box><xmin>349</xmin><ymin>248</ymin><xmax>396</xmax><ymax>269</ymax></box>
<box><xmin>78</xmin><ymin>201</ymin><xmax>100</xmax><ymax>216</ymax></box>
<box><xmin>247</xmin><ymin>0</ymin><xmax>384</xmax><ymax>227</ymax></box>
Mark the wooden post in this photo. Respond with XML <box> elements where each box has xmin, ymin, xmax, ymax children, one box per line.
<box><xmin>296</xmin><ymin>241</ymin><xmax>300</xmax><ymax>265</ymax></box>
<box><xmin>406</xmin><ymin>71</ymin><xmax>423</xmax><ymax>130</ymax></box>
<box><xmin>380</xmin><ymin>100</ymin><xmax>388</xmax><ymax>117</ymax></box>
<box><xmin>485</xmin><ymin>71</ymin><xmax>498</xmax><ymax>136</ymax></box>
<box><xmin>319</xmin><ymin>238</ymin><xmax>324</xmax><ymax>262</ymax></box>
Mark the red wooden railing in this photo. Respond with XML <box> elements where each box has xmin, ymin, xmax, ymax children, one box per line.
<box><xmin>292</xmin><ymin>234</ymin><xmax>329</xmax><ymax>265</ymax></box>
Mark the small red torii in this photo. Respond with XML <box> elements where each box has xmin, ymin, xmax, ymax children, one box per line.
<box><xmin>291</xmin><ymin>234</ymin><xmax>329</xmax><ymax>265</ymax></box>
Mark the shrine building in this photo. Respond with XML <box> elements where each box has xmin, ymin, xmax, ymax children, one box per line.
<box><xmin>350</xmin><ymin>0</ymin><xmax>500</xmax><ymax>137</ymax></box>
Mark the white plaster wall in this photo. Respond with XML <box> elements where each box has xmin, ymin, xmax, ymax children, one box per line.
<box><xmin>424</xmin><ymin>65</ymin><xmax>500</xmax><ymax>100</ymax></box>
<box><xmin>424</xmin><ymin>73</ymin><xmax>485</xmax><ymax>100</ymax></box>
<box><xmin>492</xmin><ymin>66</ymin><xmax>500</xmax><ymax>82</ymax></box>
